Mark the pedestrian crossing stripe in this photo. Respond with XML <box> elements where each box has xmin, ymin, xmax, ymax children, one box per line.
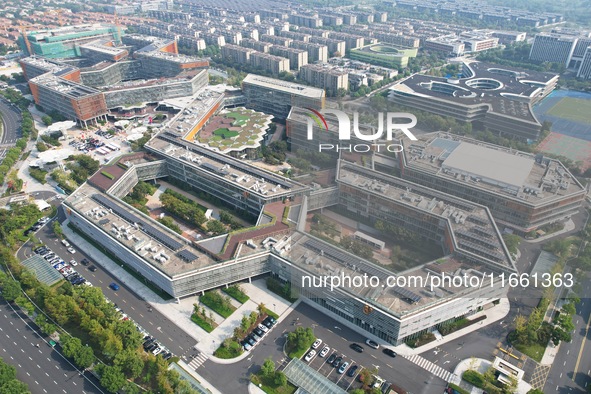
<box><xmin>187</xmin><ymin>353</ymin><xmax>208</xmax><ymax>370</ymax></box>
<box><xmin>404</xmin><ymin>354</ymin><xmax>454</xmax><ymax>382</ymax></box>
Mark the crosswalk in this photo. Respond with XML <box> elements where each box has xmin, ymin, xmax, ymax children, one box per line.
<box><xmin>403</xmin><ymin>354</ymin><xmax>455</xmax><ymax>382</ymax></box>
<box><xmin>186</xmin><ymin>352</ymin><xmax>208</xmax><ymax>370</ymax></box>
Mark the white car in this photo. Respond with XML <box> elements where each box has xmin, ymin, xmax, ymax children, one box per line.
<box><xmin>304</xmin><ymin>350</ymin><xmax>316</xmax><ymax>362</ymax></box>
<box><xmin>152</xmin><ymin>347</ymin><xmax>163</xmax><ymax>356</ymax></box>
<box><xmin>258</xmin><ymin>323</ymin><xmax>269</xmax><ymax>333</ymax></box>
<box><xmin>83</xmin><ymin>282</ymin><xmax>93</xmax><ymax>287</ymax></box>
<box><xmin>69</xmin><ymin>259</ymin><xmax>78</xmax><ymax>266</ymax></box>
<box><xmin>67</xmin><ymin>247</ymin><xmax>76</xmax><ymax>254</ymax></box>
<box><xmin>365</xmin><ymin>339</ymin><xmax>380</xmax><ymax>349</ymax></box>
<box><xmin>61</xmin><ymin>239</ymin><xmax>70</xmax><ymax>247</ymax></box>
<box><xmin>319</xmin><ymin>346</ymin><xmax>330</xmax><ymax>357</ymax></box>
<box><xmin>312</xmin><ymin>338</ymin><xmax>322</xmax><ymax>349</ymax></box>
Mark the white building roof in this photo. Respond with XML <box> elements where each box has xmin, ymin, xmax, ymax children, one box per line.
<box><xmin>442</xmin><ymin>142</ymin><xmax>534</xmax><ymax>189</ymax></box>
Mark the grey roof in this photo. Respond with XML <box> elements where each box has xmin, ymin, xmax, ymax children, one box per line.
<box><xmin>21</xmin><ymin>255</ymin><xmax>63</xmax><ymax>286</ymax></box>
<box><xmin>283</xmin><ymin>358</ymin><xmax>347</xmax><ymax>394</ymax></box>
<box><xmin>442</xmin><ymin>142</ymin><xmax>534</xmax><ymax>189</ymax></box>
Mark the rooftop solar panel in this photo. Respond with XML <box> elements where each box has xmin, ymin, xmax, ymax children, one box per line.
<box><xmin>391</xmin><ymin>286</ymin><xmax>422</xmax><ymax>303</ymax></box>
<box><xmin>177</xmin><ymin>249</ymin><xmax>199</xmax><ymax>262</ymax></box>
<box><xmin>143</xmin><ymin>223</ymin><xmax>183</xmax><ymax>251</ymax></box>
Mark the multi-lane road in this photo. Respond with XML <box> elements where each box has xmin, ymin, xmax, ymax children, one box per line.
<box><xmin>0</xmin><ymin>97</ymin><xmax>21</xmax><ymax>146</ymax></box>
<box><xmin>0</xmin><ymin>298</ymin><xmax>104</xmax><ymax>394</ymax></box>
<box><xmin>545</xmin><ymin>275</ymin><xmax>591</xmax><ymax>394</ymax></box>
<box><xmin>19</xmin><ymin>219</ymin><xmax>199</xmax><ymax>362</ymax></box>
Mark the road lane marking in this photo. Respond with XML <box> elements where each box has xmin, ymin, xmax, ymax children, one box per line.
<box><xmin>573</xmin><ymin>311</ymin><xmax>591</xmax><ymax>381</ymax></box>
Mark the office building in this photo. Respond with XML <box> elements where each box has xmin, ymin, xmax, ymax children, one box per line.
<box><xmin>577</xmin><ymin>47</ymin><xmax>591</xmax><ymax>79</ymax></box>
<box><xmin>529</xmin><ymin>33</ymin><xmax>577</xmax><ymax>67</ymax></box>
<box><xmin>18</xmin><ymin>24</ymin><xmax>121</xmax><ymax>58</ymax></box>
<box><xmin>397</xmin><ymin>133</ymin><xmax>586</xmax><ymax>232</ymax></box>
<box><xmin>242</xmin><ymin>74</ymin><xmax>325</xmax><ymax>120</ymax></box>
<box><xmin>389</xmin><ymin>61</ymin><xmax>559</xmax><ymax>141</ymax></box>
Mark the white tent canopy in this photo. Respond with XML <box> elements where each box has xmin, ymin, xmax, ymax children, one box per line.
<box><xmin>45</xmin><ymin>120</ymin><xmax>76</xmax><ymax>134</ymax></box>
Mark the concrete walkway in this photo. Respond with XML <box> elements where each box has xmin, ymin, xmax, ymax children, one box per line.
<box><xmin>392</xmin><ymin>298</ymin><xmax>511</xmax><ymax>356</ymax></box>
<box><xmin>523</xmin><ymin>219</ymin><xmax>575</xmax><ymax>243</ymax></box>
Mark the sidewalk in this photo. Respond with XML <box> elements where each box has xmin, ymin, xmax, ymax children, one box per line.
<box><xmin>523</xmin><ymin>219</ymin><xmax>575</xmax><ymax>243</ymax></box>
<box><xmin>392</xmin><ymin>298</ymin><xmax>511</xmax><ymax>356</ymax></box>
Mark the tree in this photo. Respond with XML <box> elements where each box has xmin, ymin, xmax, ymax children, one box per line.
<box><xmin>249</xmin><ymin>311</ymin><xmax>258</xmax><ymax>326</ymax></box>
<box><xmin>0</xmin><ymin>379</ymin><xmax>31</xmax><ymax>394</ymax></box>
<box><xmin>41</xmin><ymin>115</ymin><xmax>52</xmax><ymax>126</ymax></box>
<box><xmin>240</xmin><ymin>316</ymin><xmax>250</xmax><ymax>332</ymax></box>
<box><xmin>349</xmin><ymin>390</ymin><xmax>365</xmax><ymax>394</ymax></box>
<box><xmin>0</xmin><ymin>279</ymin><xmax>22</xmax><ymax>302</ymax></box>
<box><xmin>61</xmin><ymin>336</ymin><xmax>83</xmax><ymax>359</ymax></box>
<box><xmin>273</xmin><ymin>371</ymin><xmax>287</xmax><ymax>386</ymax></box>
<box><xmin>114</xmin><ymin>349</ymin><xmax>144</xmax><ymax>379</ymax></box>
<box><xmin>257</xmin><ymin>303</ymin><xmax>266</xmax><ymax>317</ymax></box>
<box><xmin>527</xmin><ymin>389</ymin><xmax>544</xmax><ymax>394</ymax></box>
<box><xmin>52</xmin><ymin>221</ymin><xmax>64</xmax><ymax>239</ymax></box>
<box><xmin>74</xmin><ymin>345</ymin><xmax>95</xmax><ymax>369</ymax></box>
<box><xmin>98</xmin><ymin>365</ymin><xmax>126</xmax><ymax>393</ymax></box>
<box><xmin>261</xmin><ymin>357</ymin><xmax>275</xmax><ymax>377</ymax></box>
<box><xmin>0</xmin><ymin>360</ymin><xmax>17</xmax><ymax>384</ymax></box>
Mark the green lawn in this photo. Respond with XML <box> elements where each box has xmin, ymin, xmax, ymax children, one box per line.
<box><xmin>547</xmin><ymin>97</ymin><xmax>591</xmax><ymax>124</ymax></box>
<box><xmin>513</xmin><ymin>341</ymin><xmax>545</xmax><ymax>362</ymax></box>
<box><xmin>213</xmin><ymin>128</ymin><xmax>239</xmax><ymax>138</ymax></box>
<box><xmin>191</xmin><ymin>313</ymin><xmax>215</xmax><ymax>333</ymax></box>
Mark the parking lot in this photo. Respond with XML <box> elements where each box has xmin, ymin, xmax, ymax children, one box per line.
<box><xmin>21</xmin><ymin>219</ymin><xmax>198</xmax><ymax>364</ymax></box>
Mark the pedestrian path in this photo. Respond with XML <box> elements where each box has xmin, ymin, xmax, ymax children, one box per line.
<box><xmin>186</xmin><ymin>352</ymin><xmax>209</xmax><ymax>370</ymax></box>
<box><xmin>403</xmin><ymin>353</ymin><xmax>455</xmax><ymax>382</ymax></box>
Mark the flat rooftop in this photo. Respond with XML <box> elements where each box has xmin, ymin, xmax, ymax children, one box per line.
<box><xmin>288</xmin><ymin>232</ymin><xmax>501</xmax><ymax>316</ymax></box>
<box><xmin>101</xmin><ymin>69</ymin><xmax>206</xmax><ymax>91</ymax></box>
<box><xmin>402</xmin><ymin>133</ymin><xmax>586</xmax><ymax>204</ymax></box>
<box><xmin>443</xmin><ymin>142</ymin><xmax>533</xmax><ymax>189</ymax></box>
<box><xmin>80</xmin><ymin>41</ymin><xmax>128</xmax><ymax>56</ymax></box>
<box><xmin>65</xmin><ymin>183</ymin><xmax>219</xmax><ymax>278</ymax></box>
<box><xmin>137</xmin><ymin>50</ymin><xmax>207</xmax><ymax>64</ymax></box>
<box><xmin>242</xmin><ymin>74</ymin><xmax>325</xmax><ymax>98</ymax></box>
<box><xmin>30</xmin><ymin>74</ymin><xmax>101</xmax><ymax>98</ymax></box>
<box><xmin>390</xmin><ymin>61</ymin><xmax>558</xmax><ymax>123</ymax></box>
<box><xmin>338</xmin><ymin>161</ymin><xmax>512</xmax><ymax>267</ymax></box>
<box><xmin>19</xmin><ymin>56</ymin><xmax>73</xmax><ymax>74</ymax></box>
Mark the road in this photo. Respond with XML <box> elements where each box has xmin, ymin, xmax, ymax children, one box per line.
<box><xmin>0</xmin><ymin>298</ymin><xmax>104</xmax><ymax>394</ymax></box>
<box><xmin>197</xmin><ymin>302</ymin><xmax>447</xmax><ymax>394</ymax></box>
<box><xmin>544</xmin><ymin>275</ymin><xmax>591</xmax><ymax>394</ymax></box>
<box><xmin>0</xmin><ymin>97</ymin><xmax>21</xmax><ymax>145</ymax></box>
<box><xmin>19</xmin><ymin>220</ymin><xmax>198</xmax><ymax>363</ymax></box>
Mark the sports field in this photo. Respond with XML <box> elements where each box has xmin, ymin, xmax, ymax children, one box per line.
<box><xmin>537</xmin><ymin>132</ymin><xmax>591</xmax><ymax>171</ymax></box>
<box><xmin>547</xmin><ymin>97</ymin><xmax>591</xmax><ymax>124</ymax></box>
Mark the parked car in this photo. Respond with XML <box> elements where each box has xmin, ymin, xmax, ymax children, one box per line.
<box><xmin>245</xmin><ymin>336</ymin><xmax>255</xmax><ymax>346</ymax></box>
<box><xmin>349</xmin><ymin>343</ymin><xmax>364</xmax><ymax>353</ymax></box>
<box><xmin>327</xmin><ymin>354</ymin><xmax>337</xmax><ymax>365</ymax></box>
<box><xmin>338</xmin><ymin>362</ymin><xmax>349</xmax><ymax>374</ymax></box>
<box><xmin>258</xmin><ymin>323</ymin><xmax>269</xmax><ymax>333</ymax></box>
<box><xmin>312</xmin><ymin>338</ymin><xmax>323</xmax><ymax>350</ymax></box>
<box><xmin>304</xmin><ymin>350</ymin><xmax>316</xmax><ymax>362</ymax></box>
<box><xmin>346</xmin><ymin>365</ymin><xmax>359</xmax><ymax>377</ymax></box>
<box><xmin>319</xmin><ymin>346</ymin><xmax>330</xmax><ymax>358</ymax></box>
<box><xmin>253</xmin><ymin>327</ymin><xmax>264</xmax><ymax>337</ymax></box>
<box><xmin>332</xmin><ymin>356</ymin><xmax>343</xmax><ymax>368</ymax></box>
<box><xmin>365</xmin><ymin>339</ymin><xmax>380</xmax><ymax>349</ymax></box>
